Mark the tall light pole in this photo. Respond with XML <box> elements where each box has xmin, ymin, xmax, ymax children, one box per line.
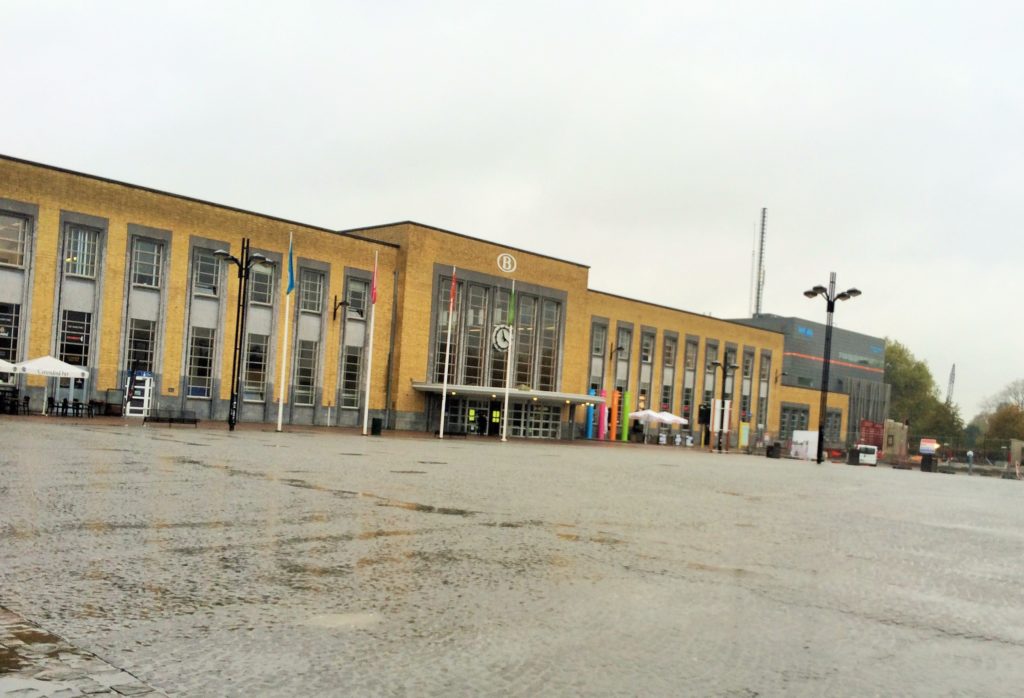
<box><xmin>214</xmin><ymin>239</ymin><xmax>269</xmax><ymax>431</ymax></box>
<box><xmin>710</xmin><ymin>359</ymin><xmax>739</xmax><ymax>452</ymax></box>
<box><xmin>804</xmin><ymin>272</ymin><xmax>861</xmax><ymax>463</ymax></box>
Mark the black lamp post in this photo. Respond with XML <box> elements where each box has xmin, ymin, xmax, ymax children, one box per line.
<box><xmin>709</xmin><ymin>359</ymin><xmax>739</xmax><ymax>452</ymax></box>
<box><xmin>804</xmin><ymin>272</ymin><xmax>861</xmax><ymax>463</ymax></box>
<box><xmin>214</xmin><ymin>239</ymin><xmax>269</xmax><ymax>431</ymax></box>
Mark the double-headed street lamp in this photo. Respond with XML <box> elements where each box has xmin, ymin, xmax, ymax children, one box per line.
<box><xmin>804</xmin><ymin>272</ymin><xmax>860</xmax><ymax>463</ymax></box>
<box><xmin>214</xmin><ymin>239</ymin><xmax>270</xmax><ymax>431</ymax></box>
<box><xmin>709</xmin><ymin>359</ymin><xmax>739</xmax><ymax>452</ymax></box>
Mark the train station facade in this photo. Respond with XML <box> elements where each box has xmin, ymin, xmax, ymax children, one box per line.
<box><xmin>1</xmin><ymin>155</ymin><xmax>806</xmax><ymax>442</ymax></box>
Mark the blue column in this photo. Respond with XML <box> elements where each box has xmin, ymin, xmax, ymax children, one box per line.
<box><xmin>586</xmin><ymin>388</ymin><xmax>596</xmax><ymax>439</ymax></box>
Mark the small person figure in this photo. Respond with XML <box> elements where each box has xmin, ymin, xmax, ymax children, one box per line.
<box><xmin>966</xmin><ymin>449</ymin><xmax>974</xmax><ymax>475</ymax></box>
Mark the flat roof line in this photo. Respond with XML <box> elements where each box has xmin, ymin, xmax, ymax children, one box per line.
<box><xmin>587</xmin><ymin>289</ymin><xmax>786</xmax><ymax>334</ymax></box>
<box><xmin>338</xmin><ymin>221</ymin><xmax>591</xmax><ymax>269</ymax></box>
<box><xmin>0</xmin><ymin>153</ymin><xmax>399</xmax><ymax>249</ymax></box>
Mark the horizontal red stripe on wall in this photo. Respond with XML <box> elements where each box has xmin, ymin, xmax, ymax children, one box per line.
<box><xmin>783</xmin><ymin>352</ymin><xmax>885</xmax><ymax>374</ymax></box>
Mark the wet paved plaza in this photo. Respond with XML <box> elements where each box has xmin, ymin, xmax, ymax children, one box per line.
<box><xmin>2</xmin><ymin>419</ymin><xmax>1023</xmax><ymax>696</ymax></box>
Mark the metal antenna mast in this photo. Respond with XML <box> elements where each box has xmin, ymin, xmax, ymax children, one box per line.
<box><xmin>754</xmin><ymin>208</ymin><xmax>767</xmax><ymax>315</ymax></box>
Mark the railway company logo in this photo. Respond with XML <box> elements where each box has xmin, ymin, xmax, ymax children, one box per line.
<box><xmin>496</xmin><ymin>253</ymin><xmax>517</xmax><ymax>273</ymax></box>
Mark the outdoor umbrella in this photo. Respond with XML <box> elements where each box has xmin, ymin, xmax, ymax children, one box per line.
<box><xmin>627</xmin><ymin>409</ymin><xmax>664</xmax><ymax>423</ymax></box>
<box><xmin>13</xmin><ymin>355</ymin><xmax>90</xmax><ymax>415</ymax></box>
<box><xmin>655</xmin><ymin>411</ymin><xmax>689</xmax><ymax>426</ymax></box>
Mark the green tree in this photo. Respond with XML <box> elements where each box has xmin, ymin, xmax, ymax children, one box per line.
<box><xmin>885</xmin><ymin>339</ymin><xmax>939</xmax><ymax>428</ymax></box>
<box><xmin>986</xmin><ymin>404</ymin><xmax>1024</xmax><ymax>441</ymax></box>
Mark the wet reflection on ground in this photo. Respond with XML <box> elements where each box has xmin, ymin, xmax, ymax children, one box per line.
<box><xmin>2</xmin><ymin>421</ymin><xmax>1024</xmax><ymax>696</ymax></box>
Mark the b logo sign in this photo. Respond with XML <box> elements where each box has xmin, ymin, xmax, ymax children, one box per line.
<box><xmin>496</xmin><ymin>253</ymin><xmax>517</xmax><ymax>273</ymax></box>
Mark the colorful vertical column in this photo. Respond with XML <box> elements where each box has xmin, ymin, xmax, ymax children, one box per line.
<box><xmin>586</xmin><ymin>388</ymin><xmax>595</xmax><ymax>439</ymax></box>
<box><xmin>608</xmin><ymin>390</ymin><xmax>619</xmax><ymax>442</ymax></box>
<box><xmin>598</xmin><ymin>389</ymin><xmax>608</xmax><ymax>440</ymax></box>
<box><xmin>621</xmin><ymin>390</ymin><xmax>632</xmax><ymax>441</ymax></box>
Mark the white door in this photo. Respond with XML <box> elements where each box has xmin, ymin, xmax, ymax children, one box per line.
<box><xmin>124</xmin><ymin>375</ymin><xmax>153</xmax><ymax>417</ymax></box>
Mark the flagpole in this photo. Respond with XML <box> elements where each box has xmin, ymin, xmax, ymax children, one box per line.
<box><xmin>362</xmin><ymin>250</ymin><xmax>378</xmax><ymax>436</ymax></box>
<box><xmin>501</xmin><ymin>279</ymin><xmax>515</xmax><ymax>442</ymax></box>
<box><xmin>276</xmin><ymin>232</ymin><xmax>294</xmax><ymax>432</ymax></box>
<box><xmin>438</xmin><ymin>266</ymin><xmax>456</xmax><ymax>439</ymax></box>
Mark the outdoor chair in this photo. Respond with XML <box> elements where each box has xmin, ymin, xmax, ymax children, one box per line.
<box><xmin>46</xmin><ymin>397</ymin><xmax>56</xmax><ymax>415</ymax></box>
<box><xmin>60</xmin><ymin>398</ymin><xmax>69</xmax><ymax>417</ymax></box>
<box><xmin>71</xmin><ymin>399</ymin><xmax>84</xmax><ymax>417</ymax></box>
<box><xmin>21</xmin><ymin>395</ymin><xmax>29</xmax><ymax>415</ymax></box>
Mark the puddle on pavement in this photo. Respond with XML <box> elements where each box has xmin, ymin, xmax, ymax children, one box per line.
<box><xmin>375</xmin><ymin>500</ymin><xmax>473</xmax><ymax>516</ymax></box>
<box><xmin>279</xmin><ymin>561</ymin><xmax>352</xmax><ymax>577</ymax></box>
<box><xmin>481</xmin><ymin>520</ymin><xmax>544</xmax><ymax>528</ymax></box>
<box><xmin>303</xmin><ymin>612</ymin><xmax>379</xmax><ymax>629</ymax></box>
<box><xmin>390</xmin><ymin>470</ymin><xmax>426</xmax><ymax>474</ymax></box>
<box><xmin>687</xmin><ymin>561</ymin><xmax>754</xmax><ymax>577</ymax></box>
<box><xmin>0</xmin><ymin>646</ymin><xmax>26</xmax><ymax>672</ymax></box>
<box><xmin>338</xmin><ymin>452</ymin><xmax>364</xmax><ymax>456</ymax></box>
<box><xmin>417</xmin><ymin>460</ymin><xmax>447</xmax><ymax>465</ymax></box>
<box><xmin>11</xmin><ymin>626</ymin><xmax>64</xmax><ymax>647</ymax></box>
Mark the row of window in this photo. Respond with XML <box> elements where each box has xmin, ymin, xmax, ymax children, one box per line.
<box><xmin>590</xmin><ymin>321</ymin><xmax>773</xmax><ymax>427</ymax></box>
<box><xmin>432</xmin><ymin>278</ymin><xmax>561</xmax><ymax>392</ymax></box>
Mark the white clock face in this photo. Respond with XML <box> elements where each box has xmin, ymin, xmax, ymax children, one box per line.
<box><xmin>492</xmin><ymin>324</ymin><xmax>512</xmax><ymax>352</ymax></box>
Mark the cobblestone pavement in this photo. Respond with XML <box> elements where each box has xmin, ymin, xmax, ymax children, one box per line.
<box><xmin>1</xmin><ymin>420</ymin><xmax>1023</xmax><ymax>696</ymax></box>
<box><xmin>0</xmin><ymin>605</ymin><xmax>166</xmax><ymax>697</ymax></box>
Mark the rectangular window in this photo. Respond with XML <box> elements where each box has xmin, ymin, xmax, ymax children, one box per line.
<box><xmin>825</xmin><ymin>409</ymin><xmax>842</xmax><ymax>444</ymax></box>
<box><xmin>192</xmin><ymin>248</ymin><xmax>220</xmax><ymax>296</ymax></box>
<box><xmin>58</xmin><ymin>310</ymin><xmax>91</xmax><ymax>368</ymax></box>
<box><xmin>243</xmin><ymin>333</ymin><xmax>269</xmax><ymax>401</ymax></box>
<box><xmin>757</xmin><ymin>354</ymin><xmax>770</xmax><ymax>429</ymax></box>
<box><xmin>660</xmin><ymin>335</ymin><xmax>677</xmax><ymax>411</ymax></box>
<box><xmin>614</xmin><ymin>327</ymin><xmax>632</xmax><ymax>391</ymax></box>
<box><xmin>780</xmin><ymin>405</ymin><xmax>810</xmax><ymax>441</ymax></box>
<box><xmin>638</xmin><ymin>330</ymin><xmax>655</xmax><ymax>409</ymax></box>
<box><xmin>589</xmin><ymin>322</ymin><xmax>607</xmax><ymax>392</ymax></box>
<box><xmin>64</xmin><ymin>225</ymin><xmax>99</xmax><ymax>278</ymax></box>
<box><xmin>740</xmin><ymin>349</ymin><xmax>754</xmax><ymax>421</ymax></box>
<box><xmin>432</xmin><ymin>272</ymin><xmax>456</xmax><ymax>380</ymax></box>
<box><xmin>299</xmin><ymin>270</ymin><xmax>325</xmax><ymax>313</ymax></box>
<box><xmin>0</xmin><ymin>303</ymin><xmax>20</xmax><ymax>381</ymax></box>
<box><xmin>681</xmin><ymin>339</ymin><xmax>698</xmax><ymax>422</ymax></box>
<box><xmin>537</xmin><ymin>299</ymin><xmax>560</xmax><ymax>391</ymax></box>
<box><xmin>591</xmin><ymin>324</ymin><xmax>607</xmax><ymax>356</ymax></box>
<box><xmin>186</xmin><ymin>327</ymin><xmax>215</xmax><ymax>398</ymax></box>
<box><xmin>126</xmin><ymin>319</ymin><xmax>156</xmax><ymax>374</ymax></box>
<box><xmin>341</xmin><ymin>345</ymin><xmax>363</xmax><ymax>408</ymax></box>
<box><xmin>249</xmin><ymin>263</ymin><xmax>274</xmax><ymax>305</ymax></box>
<box><xmin>131</xmin><ymin>238</ymin><xmax>163</xmax><ymax>288</ymax></box>
<box><xmin>342</xmin><ymin>277</ymin><xmax>369</xmax><ymax>408</ymax></box>
<box><xmin>489</xmin><ymin>288</ymin><xmax>511</xmax><ymax>386</ymax></box>
<box><xmin>724</xmin><ymin>348</ymin><xmax>738</xmax><ymax>400</ymax></box>
<box><xmin>0</xmin><ymin>213</ymin><xmax>28</xmax><ymax>268</ymax></box>
<box><xmin>462</xmin><ymin>285</ymin><xmax>489</xmax><ymax>386</ymax></box>
<box><xmin>515</xmin><ymin>295</ymin><xmax>537</xmax><ymax>387</ymax></box>
<box><xmin>294</xmin><ymin>340</ymin><xmax>319</xmax><ymax>406</ymax></box>
<box><xmin>703</xmin><ymin>342</ymin><xmax>719</xmax><ymax>405</ymax></box>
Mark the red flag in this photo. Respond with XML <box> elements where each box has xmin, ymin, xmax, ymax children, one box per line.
<box><xmin>449</xmin><ymin>268</ymin><xmax>457</xmax><ymax>312</ymax></box>
<box><xmin>371</xmin><ymin>253</ymin><xmax>378</xmax><ymax>305</ymax></box>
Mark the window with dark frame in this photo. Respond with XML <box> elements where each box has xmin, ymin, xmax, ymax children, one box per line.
<box><xmin>294</xmin><ymin>340</ymin><xmax>318</xmax><ymax>406</ymax></box>
<box><xmin>63</xmin><ymin>225</ymin><xmax>99</xmax><ymax>278</ymax></box>
<box><xmin>243</xmin><ymin>333</ymin><xmax>269</xmax><ymax>401</ymax></box>
<box><xmin>131</xmin><ymin>238</ymin><xmax>163</xmax><ymax>288</ymax></box>
<box><xmin>0</xmin><ymin>213</ymin><xmax>28</xmax><ymax>268</ymax></box>
<box><xmin>186</xmin><ymin>327</ymin><xmax>215</xmax><ymax>398</ymax></box>
<box><xmin>192</xmin><ymin>248</ymin><xmax>220</xmax><ymax>296</ymax></box>
<box><xmin>126</xmin><ymin>319</ymin><xmax>156</xmax><ymax>374</ymax></box>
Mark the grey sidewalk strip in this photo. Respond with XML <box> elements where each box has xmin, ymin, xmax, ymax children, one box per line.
<box><xmin>0</xmin><ymin>606</ymin><xmax>166</xmax><ymax>697</ymax></box>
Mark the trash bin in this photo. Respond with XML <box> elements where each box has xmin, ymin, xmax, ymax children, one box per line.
<box><xmin>847</xmin><ymin>449</ymin><xmax>859</xmax><ymax>465</ymax></box>
<box><xmin>921</xmin><ymin>453</ymin><xmax>934</xmax><ymax>472</ymax></box>
<box><xmin>370</xmin><ymin>417</ymin><xmax>383</xmax><ymax>436</ymax></box>
<box><xmin>658</xmin><ymin>432</ymin><xmax>667</xmax><ymax>445</ymax></box>
<box><xmin>765</xmin><ymin>444</ymin><xmax>775</xmax><ymax>458</ymax></box>
<box><xmin>767</xmin><ymin>442</ymin><xmax>782</xmax><ymax>459</ymax></box>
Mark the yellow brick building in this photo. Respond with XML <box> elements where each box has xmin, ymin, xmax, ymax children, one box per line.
<box><xmin>0</xmin><ymin>154</ymin><xmax>824</xmax><ymax>444</ymax></box>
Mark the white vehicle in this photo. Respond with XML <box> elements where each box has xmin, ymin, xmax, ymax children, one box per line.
<box><xmin>854</xmin><ymin>444</ymin><xmax>878</xmax><ymax>466</ymax></box>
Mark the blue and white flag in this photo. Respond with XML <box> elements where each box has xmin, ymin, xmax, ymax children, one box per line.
<box><xmin>286</xmin><ymin>236</ymin><xmax>295</xmax><ymax>294</ymax></box>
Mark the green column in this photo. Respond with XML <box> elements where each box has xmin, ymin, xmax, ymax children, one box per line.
<box><xmin>621</xmin><ymin>391</ymin><xmax>631</xmax><ymax>441</ymax></box>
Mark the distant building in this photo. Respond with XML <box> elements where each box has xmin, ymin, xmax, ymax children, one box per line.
<box><xmin>733</xmin><ymin>314</ymin><xmax>890</xmax><ymax>446</ymax></box>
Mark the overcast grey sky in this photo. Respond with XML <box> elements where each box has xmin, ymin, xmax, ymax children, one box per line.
<box><xmin>6</xmin><ymin>1</ymin><xmax>1021</xmax><ymax>419</ymax></box>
